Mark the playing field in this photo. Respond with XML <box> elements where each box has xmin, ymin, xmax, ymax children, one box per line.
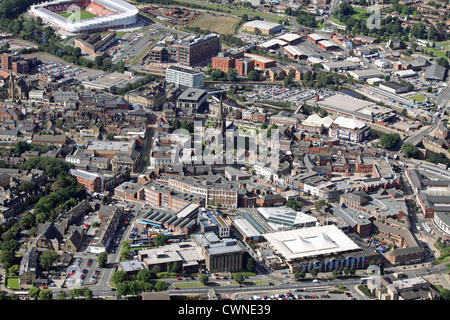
<box><xmin>409</xmin><ymin>94</ymin><xmax>426</xmax><ymax>102</ymax></box>
<box><xmin>188</xmin><ymin>13</ymin><xmax>240</xmax><ymax>35</ymax></box>
<box><xmin>58</xmin><ymin>10</ymin><xmax>98</xmax><ymax>20</ymax></box>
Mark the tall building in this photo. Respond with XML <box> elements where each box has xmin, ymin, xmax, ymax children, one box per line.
<box><xmin>1</xmin><ymin>53</ymin><xmax>36</xmax><ymax>74</ymax></box>
<box><xmin>148</xmin><ymin>34</ymin><xmax>220</xmax><ymax>67</ymax></box>
<box><xmin>165</xmin><ymin>65</ymin><xmax>204</xmax><ymax>89</ymax></box>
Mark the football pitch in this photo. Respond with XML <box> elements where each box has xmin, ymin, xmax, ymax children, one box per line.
<box><xmin>58</xmin><ymin>10</ymin><xmax>98</xmax><ymax>20</ymax></box>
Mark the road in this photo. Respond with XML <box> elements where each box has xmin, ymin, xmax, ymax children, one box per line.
<box><xmin>403</xmin><ymin>103</ymin><xmax>447</xmax><ymax>145</ymax></box>
<box><xmin>167</xmin><ymin>277</ymin><xmax>364</xmax><ymax>299</ymax></box>
<box><xmin>434</xmin><ymin>81</ymin><xmax>450</xmax><ymax>109</ymax></box>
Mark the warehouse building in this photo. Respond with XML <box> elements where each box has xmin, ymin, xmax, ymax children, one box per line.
<box><xmin>379</xmin><ymin>81</ymin><xmax>410</xmax><ymax>94</ymax></box>
<box><xmin>242</xmin><ymin>20</ymin><xmax>283</xmax><ymax>35</ymax></box>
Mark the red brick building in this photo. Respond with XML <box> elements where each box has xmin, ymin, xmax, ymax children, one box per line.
<box><xmin>69</xmin><ymin>169</ymin><xmax>102</xmax><ymax>193</ymax></box>
<box><xmin>211</xmin><ymin>55</ymin><xmax>235</xmax><ymax>73</ymax></box>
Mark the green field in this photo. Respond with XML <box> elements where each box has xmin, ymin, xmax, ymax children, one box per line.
<box><xmin>409</xmin><ymin>94</ymin><xmax>426</xmax><ymax>102</ymax></box>
<box><xmin>59</xmin><ymin>10</ymin><xmax>98</xmax><ymax>20</ymax></box>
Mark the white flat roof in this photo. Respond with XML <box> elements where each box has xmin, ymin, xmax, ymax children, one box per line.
<box><xmin>319</xmin><ymin>40</ymin><xmax>337</xmax><ymax>47</ymax></box>
<box><xmin>233</xmin><ymin>218</ymin><xmax>262</xmax><ymax>237</ymax></box>
<box><xmin>259</xmin><ymin>39</ymin><xmax>288</xmax><ymax>48</ymax></box>
<box><xmin>243</xmin><ymin>20</ymin><xmax>282</xmax><ymax>30</ymax></box>
<box><xmin>283</xmin><ymin>45</ymin><xmax>306</xmax><ymax>56</ymax></box>
<box><xmin>333</xmin><ymin>116</ymin><xmax>366</xmax><ymax>130</ymax></box>
<box><xmin>264</xmin><ymin>225</ymin><xmax>360</xmax><ymax>260</ymax></box>
<box><xmin>277</xmin><ymin>33</ymin><xmax>302</xmax><ymax>42</ymax></box>
<box><xmin>308</xmin><ymin>33</ymin><xmax>326</xmax><ymax>40</ymax></box>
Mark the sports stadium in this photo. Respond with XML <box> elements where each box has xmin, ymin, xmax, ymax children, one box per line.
<box><xmin>29</xmin><ymin>0</ymin><xmax>139</xmax><ymax>33</ymax></box>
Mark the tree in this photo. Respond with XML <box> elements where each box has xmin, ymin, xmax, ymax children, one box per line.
<box><xmin>70</xmin><ymin>288</ymin><xmax>83</xmax><ymax>298</ymax></box>
<box><xmin>246</xmin><ymin>257</ymin><xmax>256</xmax><ymax>272</ymax></box>
<box><xmin>8</xmin><ymin>264</ymin><xmax>20</xmax><ymax>275</ymax></box>
<box><xmin>137</xmin><ymin>269</ymin><xmax>157</xmax><ymax>283</ymax></box>
<box><xmin>379</xmin><ymin>133</ymin><xmax>401</xmax><ymax>149</ymax></box>
<box><xmin>437</xmin><ymin>57</ymin><xmax>449</xmax><ymax>69</ymax></box>
<box><xmin>0</xmin><ymin>250</ymin><xmax>16</xmax><ymax>269</ymax></box>
<box><xmin>427</xmin><ymin>152</ymin><xmax>450</xmax><ymax>166</ymax></box>
<box><xmin>401</xmin><ymin>142</ymin><xmax>419</xmax><ymax>158</ymax></box>
<box><xmin>294</xmin><ymin>269</ymin><xmax>306</xmax><ymax>281</ymax></box>
<box><xmin>97</xmin><ymin>252</ymin><xmax>108</xmax><ymax>268</ymax></box>
<box><xmin>226</xmin><ymin>68</ymin><xmax>238</xmax><ymax>82</ymax></box>
<box><xmin>154</xmin><ymin>281</ymin><xmax>168</xmax><ymax>292</ymax></box>
<box><xmin>117</xmin><ymin>282</ymin><xmax>129</xmax><ymax>296</ymax></box>
<box><xmin>39</xmin><ymin>289</ymin><xmax>53</xmax><ymax>300</ymax></box>
<box><xmin>234</xmin><ymin>273</ymin><xmax>245</xmax><ymax>284</ymax></box>
<box><xmin>171</xmin><ymin>261</ymin><xmax>181</xmax><ymax>275</ymax></box>
<box><xmin>1</xmin><ymin>239</ymin><xmax>20</xmax><ymax>253</ymax></box>
<box><xmin>82</xmin><ymin>288</ymin><xmax>93</xmax><ymax>300</ymax></box>
<box><xmin>106</xmin><ymin>133</ymin><xmax>115</xmax><ymax>141</ymax></box>
<box><xmin>211</xmin><ymin>69</ymin><xmax>225</xmax><ymax>81</ymax></box>
<box><xmin>199</xmin><ymin>274</ymin><xmax>209</xmax><ymax>285</ymax></box>
<box><xmin>155</xmin><ymin>234</ymin><xmax>169</xmax><ymax>247</ymax></box>
<box><xmin>57</xmin><ymin>290</ymin><xmax>68</xmax><ymax>300</ymax></box>
<box><xmin>310</xmin><ymin>267</ymin><xmax>319</xmax><ymax>279</ymax></box>
<box><xmin>121</xmin><ymin>248</ymin><xmax>131</xmax><ymax>261</ymax></box>
<box><xmin>283</xmin><ymin>72</ymin><xmax>294</xmax><ymax>88</ymax></box>
<box><xmin>440</xmin><ymin>288</ymin><xmax>450</xmax><ymax>300</ymax></box>
<box><xmin>19</xmin><ymin>180</ymin><xmax>35</xmax><ymax>194</ymax></box>
<box><xmin>286</xmin><ymin>199</ymin><xmax>303</xmax><ymax>210</ymax></box>
<box><xmin>94</xmin><ymin>56</ymin><xmax>104</xmax><ymax>68</ymax></box>
<box><xmin>40</xmin><ymin>250</ymin><xmax>59</xmax><ymax>268</ymax></box>
<box><xmin>28</xmin><ymin>286</ymin><xmax>40</xmax><ymax>300</ymax></box>
<box><xmin>172</xmin><ymin>118</ymin><xmax>181</xmax><ymax>130</ymax></box>
<box><xmin>247</xmin><ymin>70</ymin><xmax>259</xmax><ymax>81</ymax></box>
<box><xmin>112</xmin><ymin>270</ymin><xmax>127</xmax><ymax>286</ymax></box>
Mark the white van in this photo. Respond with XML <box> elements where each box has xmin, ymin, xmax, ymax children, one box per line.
<box><xmin>313</xmin><ymin>279</ymin><xmax>320</xmax><ymax>283</ymax></box>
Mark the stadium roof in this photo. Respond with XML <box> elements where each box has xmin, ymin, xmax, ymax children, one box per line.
<box><xmin>29</xmin><ymin>0</ymin><xmax>138</xmax><ymax>33</ymax></box>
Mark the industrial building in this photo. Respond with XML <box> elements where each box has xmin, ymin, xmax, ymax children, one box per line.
<box><xmin>74</xmin><ymin>31</ymin><xmax>117</xmax><ymax>57</ymax></box>
<box><xmin>242</xmin><ymin>20</ymin><xmax>283</xmax><ymax>35</ymax></box>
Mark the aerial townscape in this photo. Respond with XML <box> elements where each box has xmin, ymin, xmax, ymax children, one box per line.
<box><xmin>0</xmin><ymin>0</ymin><xmax>449</xmax><ymax>306</ymax></box>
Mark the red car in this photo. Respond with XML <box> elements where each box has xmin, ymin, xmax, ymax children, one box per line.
<box><xmin>177</xmin><ymin>277</ymin><xmax>182</xmax><ymax>280</ymax></box>
<box><xmin>174</xmin><ymin>287</ymin><xmax>180</xmax><ymax>290</ymax></box>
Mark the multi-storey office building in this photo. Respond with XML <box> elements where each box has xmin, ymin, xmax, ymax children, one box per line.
<box><xmin>165</xmin><ymin>65</ymin><xmax>204</xmax><ymax>89</ymax></box>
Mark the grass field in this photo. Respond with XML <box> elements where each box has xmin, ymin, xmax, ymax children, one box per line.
<box><xmin>59</xmin><ymin>10</ymin><xmax>98</xmax><ymax>20</ymax></box>
<box><xmin>7</xmin><ymin>277</ymin><xmax>20</xmax><ymax>290</ymax></box>
<box><xmin>409</xmin><ymin>94</ymin><xmax>427</xmax><ymax>102</ymax></box>
<box><xmin>173</xmin><ymin>0</ymin><xmax>279</xmax><ymax>20</ymax></box>
<box><xmin>187</xmin><ymin>13</ymin><xmax>240</xmax><ymax>35</ymax></box>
